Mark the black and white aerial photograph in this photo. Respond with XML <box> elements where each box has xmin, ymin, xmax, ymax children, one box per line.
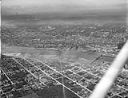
<box><xmin>1</xmin><ymin>0</ymin><xmax>128</xmax><ymax>98</ymax></box>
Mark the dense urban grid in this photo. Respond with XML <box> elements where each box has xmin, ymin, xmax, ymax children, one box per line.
<box><xmin>1</xmin><ymin>53</ymin><xmax>128</xmax><ymax>98</ymax></box>
<box><xmin>1</xmin><ymin>23</ymin><xmax>128</xmax><ymax>98</ymax></box>
<box><xmin>2</xmin><ymin>24</ymin><xmax>128</xmax><ymax>51</ymax></box>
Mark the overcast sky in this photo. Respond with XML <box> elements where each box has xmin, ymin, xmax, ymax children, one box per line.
<box><xmin>2</xmin><ymin>0</ymin><xmax>127</xmax><ymax>24</ymax></box>
<box><xmin>2</xmin><ymin>0</ymin><xmax>127</xmax><ymax>14</ymax></box>
<box><xmin>3</xmin><ymin>0</ymin><xmax>126</xmax><ymax>7</ymax></box>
